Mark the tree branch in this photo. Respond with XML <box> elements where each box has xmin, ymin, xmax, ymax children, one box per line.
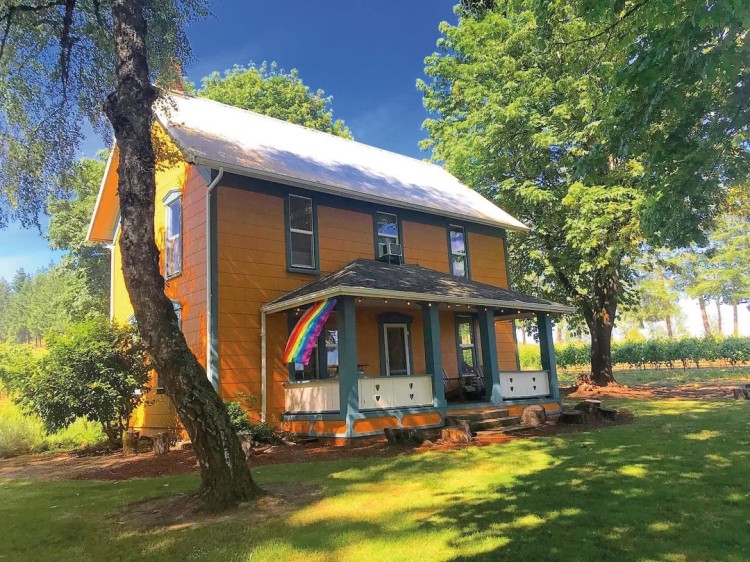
<box><xmin>0</xmin><ymin>1</ymin><xmax>67</xmax><ymax>61</ymax></box>
<box><xmin>555</xmin><ymin>0</ymin><xmax>651</xmax><ymax>46</ymax></box>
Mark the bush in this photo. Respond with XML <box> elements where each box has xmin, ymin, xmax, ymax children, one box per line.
<box><xmin>225</xmin><ymin>400</ymin><xmax>282</xmax><ymax>446</ymax></box>
<box><xmin>517</xmin><ymin>344</ymin><xmax>541</xmax><ymax>370</ymax></box>
<box><xmin>11</xmin><ymin>319</ymin><xmax>150</xmax><ymax>446</ymax></box>
<box><xmin>0</xmin><ymin>401</ymin><xmax>105</xmax><ymax>457</ymax></box>
<box><xmin>551</xmin><ymin>335</ymin><xmax>750</xmax><ymax>371</ymax></box>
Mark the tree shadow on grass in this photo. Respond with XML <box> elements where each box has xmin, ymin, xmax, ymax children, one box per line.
<box><xmin>5</xmin><ymin>399</ymin><xmax>750</xmax><ymax>561</ymax></box>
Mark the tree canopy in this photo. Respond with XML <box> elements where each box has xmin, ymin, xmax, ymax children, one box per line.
<box><xmin>0</xmin><ymin>0</ymin><xmax>206</xmax><ymax>228</ymax></box>
<box><xmin>419</xmin><ymin>0</ymin><xmax>750</xmax><ymax>383</ymax></box>
<box><xmin>197</xmin><ymin>62</ymin><xmax>352</xmax><ymax>138</ymax></box>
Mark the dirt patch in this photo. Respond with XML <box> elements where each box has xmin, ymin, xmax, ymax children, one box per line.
<box><xmin>569</xmin><ymin>380</ymin><xmax>746</xmax><ymax>401</ymax></box>
<box><xmin>116</xmin><ymin>482</ymin><xmax>323</xmax><ymax>530</ymax></box>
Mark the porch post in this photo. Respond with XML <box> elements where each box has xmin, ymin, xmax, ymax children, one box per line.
<box><xmin>478</xmin><ymin>308</ymin><xmax>502</xmax><ymax>403</ymax></box>
<box><xmin>537</xmin><ymin>313</ymin><xmax>560</xmax><ymax>401</ymax></box>
<box><xmin>337</xmin><ymin>296</ymin><xmax>359</xmax><ymax>436</ymax></box>
<box><xmin>421</xmin><ymin>303</ymin><xmax>446</xmax><ymax>412</ymax></box>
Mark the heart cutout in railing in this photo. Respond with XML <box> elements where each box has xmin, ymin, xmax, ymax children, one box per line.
<box><xmin>532</xmin><ymin>377</ymin><xmax>536</xmax><ymax>382</ymax></box>
<box><xmin>375</xmin><ymin>384</ymin><xmax>380</xmax><ymax>391</ymax></box>
<box><xmin>533</xmin><ymin>385</ymin><xmax>537</xmax><ymax>390</ymax></box>
<box><xmin>375</xmin><ymin>395</ymin><xmax>381</xmax><ymax>401</ymax></box>
<box><xmin>510</xmin><ymin>386</ymin><xmax>514</xmax><ymax>391</ymax></box>
<box><xmin>409</xmin><ymin>393</ymin><xmax>414</xmax><ymax>399</ymax></box>
<box><xmin>409</xmin><ymin>383</ymin><xmax>413</xmax><ymax>389</ymax></box>
<box><xmin>510</xmin><ymin>377</ymin><xmax>513</xmax><ymax>383</ymax></box>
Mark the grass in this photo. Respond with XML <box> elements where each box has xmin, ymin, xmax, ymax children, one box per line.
<box><xmin>3</xmin><ymin>397</ymin><xmax>750</xmax><ymax>560</ymax></box>
<box><xmin>557</xmin><ymin>366</ymin><xmax>750</xmax><ymax>386</ymax></box>
<box><xmin>0</xmin><ymin>400</ymin><xmax>105</xmax><ymax>457</ymax></box>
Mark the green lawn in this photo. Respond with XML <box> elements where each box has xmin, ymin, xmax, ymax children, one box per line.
<box><xmin>3</xmin><ymin>396</ymin><xmax>750</xmax><ymax>561</ymax></box>
<box><xmin>558</xmin><ymin>366</ymin><xmax>750</xmax><ymax>387</ymax></box>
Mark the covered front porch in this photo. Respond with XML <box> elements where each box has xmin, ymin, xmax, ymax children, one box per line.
<box><xmin>261</xmin><ymin>260</ymin><xmax>573</xmax><ymax>439</ymax></box>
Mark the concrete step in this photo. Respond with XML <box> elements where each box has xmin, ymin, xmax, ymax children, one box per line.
<box><xmin>445</xmin><ymin>409</ymin><xmax>510</xmax><ymax>424</ymax></box>
<box><xmin>469</xmin><ymin>416</ymin><xmax>519</xmax><ymax>432</ymax></box>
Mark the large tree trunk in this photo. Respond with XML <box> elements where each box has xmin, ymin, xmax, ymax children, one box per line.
<box><xmin>581</xmin><ymin>270</ymin><xmax>618</xmax><ymax>386</ymax></box>
<box><xmin>698</xmin><ymin>297</ymin><xmax>711</xmax><ymax>336</ymax></box>
<box><xmin>665</xmin><ymin>316</ymin><xmax>674</xmax><ymax>339</ymax></box>
<box><xmin>716</xmin><ymin>300</ymin><xmax>723</xmax><ymax>335</ymax></box>
<box><xmin>104</xmin><ymin>0</ymin><xmax>260</xmax><ymax>511</ymax></box>
<box><xmin>733</xmin><ymin>303</ymin><xmax>739</xmax><ymax>337</ymax></box>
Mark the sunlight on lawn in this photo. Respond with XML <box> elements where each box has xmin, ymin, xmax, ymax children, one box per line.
<box><xmin>3</xmin><ymin>396</ymin><xmax>750</xmax><ymax>560</ymax></box>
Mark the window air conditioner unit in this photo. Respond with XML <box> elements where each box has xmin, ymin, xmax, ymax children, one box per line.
<box><xmin>378</xmin><ymin>242</ymin><xmax>403</xmax><ymax>263</ymax></box>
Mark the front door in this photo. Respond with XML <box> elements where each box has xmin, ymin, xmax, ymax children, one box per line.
<box><xmin>384</xmin><ymin>323</ymin><xmax>411</xmax><ymax>376</ymax></box>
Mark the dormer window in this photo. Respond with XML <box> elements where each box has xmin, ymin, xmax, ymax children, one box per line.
<box><xmin>164</xmin><ymin>190</ymin><xmax>182</xmax><ymax>278</ymax></box>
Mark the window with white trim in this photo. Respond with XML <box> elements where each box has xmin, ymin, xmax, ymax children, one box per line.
<box><xmin>164</xmin><ymin>191</ymin><xmax>182</xmax><ymax>278</ymax></box>
<box><xmin>288</xmin><ymin>195</ymin><xmax>316</xmax><ymax>270</ymax></box>
<box><xmin>449</xmin><ymin>225</ymin><xmax>468</xmax><ymax>278</ymax></box>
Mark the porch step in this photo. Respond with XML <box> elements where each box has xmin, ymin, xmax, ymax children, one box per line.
<box><xmin>445</xmin><ymin>409</ymin><xmax>515</xmax><ymax>433</ymax></box>
<box><xmin>445</xmin><ymin>409</ymin><xmax>510</xmax><ymax>424</ymax></box>
<box><xmin>469</xmin><ymin>416</ymin><xmax>518</xmax><ymax>432</ymax></box>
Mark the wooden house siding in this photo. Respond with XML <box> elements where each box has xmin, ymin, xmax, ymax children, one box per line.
<box><xmin>110</xmin><ymin>147</ymin><xmax>208</xmax><ymax>434</ymax></box>
<box><xmin>214</xmin><ymin>180</ymin><xmax>519</xmax><ymax>423</ymax></box>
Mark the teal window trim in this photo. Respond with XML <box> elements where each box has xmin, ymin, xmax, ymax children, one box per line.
<box><xmin>285</xmin><ymin>193</ymin><xmax>320</xmax><ymax>275</ymax></box>
<box><xmin>454</xmin><ymin>312</ymin><xmax>478</xmax><ymax>375</ymax></box>
<box><xmin>373</xmin><ymin>210</ymin><xmax>405</xmax><ymax>263</ymax></box>
<box><xmin>377</xmin><ymin>312</ymin><xmax>414</xmax><ymax>377</ymax></box>
<box><xmin>285</xmin><ymin>310</ymin><xmax>329</xmax><ymax>382</ymax></box>
<box><xmin>447</xmin><ymin>223</ymin><xmax>471</xmax><ymax>279</ymax></box>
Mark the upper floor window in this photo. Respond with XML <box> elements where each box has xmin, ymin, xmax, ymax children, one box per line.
<box><xmin>449</xmin><ymin>225</ymin><xmax>468</xmax><ymax>278</ymax></box>
<box><xmin>164</xmin><ymin>191</ymin><xmax>182</xmax><ymax>278</ymax></box>
<box><xmin>287</xmin><ymin>195</ymin><xmax>317</xmax><ymax>272</ymax></box>
<box><xmin>376</xmin><ymin>212</ymin><xmax>402</xmax><ymax>263</ymax></box>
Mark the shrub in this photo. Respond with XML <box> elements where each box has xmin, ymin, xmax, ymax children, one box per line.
<box><xmin>11</xmin><ymin>319</ymin><xmax>150</xmax><ymax>447</ymax></box>
<box><xmin>517</xmin><ymin>344</ymin><xmax>541</xmax><ymax>370</ymax></box>
<box><xmin>224</xmin><ymin>400</ymin><xmax>282</xmax><ymax>446</ymax></box>
<box><xmin>551</xmin><ymin>335</ymin><xmax>750</xmax><ymax>370</ymax></box>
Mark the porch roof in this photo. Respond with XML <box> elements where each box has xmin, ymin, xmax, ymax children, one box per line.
<box><xmin>261</xmin><ymin>259</ymin><xmax>575</xmax><ymax>315</ymax></box>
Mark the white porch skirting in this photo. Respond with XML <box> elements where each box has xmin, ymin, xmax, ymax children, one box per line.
<box><xmin>284</xmin><ymin>379</ymin><xmax>340</xmax><ymax>413</ymax></box>
<box><xmin>500</xmin><ymin>370</ymin><xmax>550</xmax><ymax>399</ymax></box>
<box><xmin>359</xmin><ymin>375</ymin><xmax>433</xmax><ymax>410</ymax></box>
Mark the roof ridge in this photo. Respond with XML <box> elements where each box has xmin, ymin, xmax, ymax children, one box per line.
<box><xmin>166</xmin><ymin>91</ymin><xmax>453</xmax><ymax>177</ymax></box>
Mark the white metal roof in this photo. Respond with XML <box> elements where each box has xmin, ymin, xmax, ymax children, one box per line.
<box><xmin>154</xmin><ymin>93</ymin><xmax>528</xmax><ymax>231</ymax></box>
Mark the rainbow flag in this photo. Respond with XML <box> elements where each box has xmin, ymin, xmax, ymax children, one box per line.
<box><xmin>283</xmin><ymin>298</ymin><xmax>337</xmax><ymax>365</ymax></box>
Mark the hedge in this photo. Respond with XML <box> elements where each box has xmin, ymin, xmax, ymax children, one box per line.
<box><xmin>519</xmin><ymin>336</ymin><xmax>750</xmax><ymax>371</ymax></box>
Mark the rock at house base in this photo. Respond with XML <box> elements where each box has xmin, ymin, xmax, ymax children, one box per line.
<box><xmin>153</xmin><ymin>432</ymin><xmax>170</xmax><ymax>456</ymax></box>
<box><xmin>520</xmin><ymin>405</ymin><xmax>547</xmax><ymax>427</ymax></box>
<box><xmin>440</xmin><ymin>426</ymin><xmax>472</xmax><ymax>444</ymax></box>
<box><xmin>384</xmin><ymin>428</ymin><xmax>426</xmax><ymax>446</ymax></box>
<box><xmin>559</xmin><ymin>409</ymin><xmax>586</xmax><ymax>424</ymax></box>
<box><xmin>123</xmin><ymin>430</ymin><xmax>140</xmax><ymax>456</ymax></box>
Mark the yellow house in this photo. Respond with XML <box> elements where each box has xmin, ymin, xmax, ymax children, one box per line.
<box><xmin>87</xmin><ymin>93</ymin><xmax>573</xmax><ymax>442</ymax></box>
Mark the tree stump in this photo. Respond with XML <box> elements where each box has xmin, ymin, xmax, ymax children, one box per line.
<box><xmin>153</xmin><ymin>432</ymin><xmax>170</xmax><ymax>455</ymax></box>
<box><xmin>599</xmin><ymin>407</ymin><xmax>619</xmax><ymax>421</ymax></box>
<box><xmin>559</xmin><ymin>409</ymin><xmax>586</xmax><ymax>424</ymax></box>
<box><xmin>440</xmin><ymin>426</ymin><xmax>472</xmax><ymax>444</ymax></box>
<box><xmin>122</xmin><ymin>430</ymin><xmax>140</xmax><ymax>456</ymax></box>
<box><xmin>384</xmin><ymin>428</ymin><xmax>426</xmax><ymax>446</ymax></box>
<box><xmin>520</xmin><ymin>405</ymin><xmax>547</xmax><ymax>427</ymax></box>
<box><xmin>732</xmin><ymin>385</ymin><xmax>750</xmax><ymax>400</ymax></box>
<box><xmin>237</xmin><ymin>432</ymin><xmax>255</xmax><ymax>458</ymax></box>
<box><xmin>574</xmin><ymin>399</ymin><xmax>603</xmax><ymax>414</ymax></box>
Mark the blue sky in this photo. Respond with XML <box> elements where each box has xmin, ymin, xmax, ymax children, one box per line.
<box><xmin>0</xmin><ymin>0</ymin><xmax>457</xmax><ymax>281</ymax></box>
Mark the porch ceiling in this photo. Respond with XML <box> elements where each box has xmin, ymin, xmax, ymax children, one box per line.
<box><xmin>261</xmin><ymin>259</ymin><xmax>575</xmax><ymax>315</ymax></box>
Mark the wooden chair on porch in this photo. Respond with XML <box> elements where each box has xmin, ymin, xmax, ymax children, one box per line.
<box><xmin>443</xmin><ymin>369</ymin><xmax>479</xmax><ymax>402</ymax></box>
